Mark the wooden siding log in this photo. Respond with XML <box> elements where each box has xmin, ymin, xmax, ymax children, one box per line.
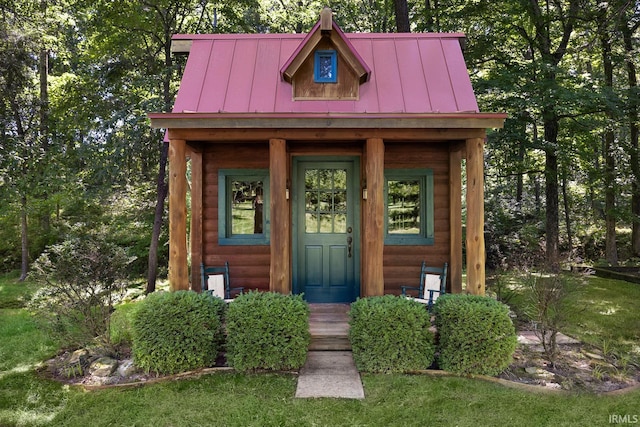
<box><xmin>364</xmin><ymin>138</ymin><xmax>385</xmax><ymax>296</ymax></box>
<box><xmin>465</xmin><ymin>137</ymin><xmax>485</xmax><ymax>295</ymax></box>
<box><xmin>168</xmin><ymin>139</ymin><xmax>189</xmax><ymax>291</ymax></box>
<box><xmin>449</xmin><ymin>146</ymin><xmax>463</xmax><ymax>293</ymax></box>
<box><xmin>269</xmin><ymin>139</ymin><xmax>290</xmax><ymax>293</ymax></box>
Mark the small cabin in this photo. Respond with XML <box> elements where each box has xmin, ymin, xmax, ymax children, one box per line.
<box><xmin>148</xmin><ymin>8</ymin><xmax>505</xmax><ymax>303</ymax></box>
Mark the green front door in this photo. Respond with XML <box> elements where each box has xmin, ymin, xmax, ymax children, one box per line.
<box><xmin>292</xmin><ymin>157</ymin><xmax>360</xmax><ymax>303</ymax></box>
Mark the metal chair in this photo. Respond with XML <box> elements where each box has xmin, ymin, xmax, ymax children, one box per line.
<box><xmin>200</xmin><ymin>262</ymin><xmax>243</xmax><ymax>300</ymax></box>
<box><xmin>401</xmin><ymin>261</ymin><xmax>448</xmax><ymax>310</ymax></box>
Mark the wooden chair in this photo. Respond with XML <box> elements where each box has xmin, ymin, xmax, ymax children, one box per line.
<box><xmin>401</xmin><ymin>261</ymin><xmax>448</xmax><ymax>310</ymax></box>
<box><xmin>200</xmin><ymin>262</ymin><xmax>243</xmax><ymax>301</ymax></box>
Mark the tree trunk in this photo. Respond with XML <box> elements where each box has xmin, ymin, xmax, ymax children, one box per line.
<box><xmin>562</xmin><ymin>169</ymin><xmax>572</xmax><ymax>257</ymax></box>
<box><xmin>394</xmin><ymin>0</ymin><xmax>410</xmax><ymax>32</ymax></box>
<box><xmin>146</xmin><ymin>142</ymin><xmax>169</xmax><ymax>294</ymax></box>
<box><xmin>516</xmin><ymin>138</ymin><xmax>525</xmax><ymax>205</ymax></box>
<box><xmin>544</xmin><ymin>115</ymin><xmax>560</xmax><ymax>272</ymax></box>
<box><xmin>623</xmin><ymin>24</ymin><xmax>640</xmax><ymax>256</ymax></box>
<box><xmin>424</xmin><ymin>0</ymin><xmax>435</xmax><ymax>32</ymax></box>
<box><xmin>146</xmin><ymin>27</ymin><xmax>174</xmax><ymax>294</ymax></box>
<box><xmin>19</xmin><ymin>195</ymin><xmax>28</xmax><ymax>281</ymax></box>
<box><xmin>601</xmin><ymin>12</ymin><xmax>618</xmax><ymax>266</ymax></box>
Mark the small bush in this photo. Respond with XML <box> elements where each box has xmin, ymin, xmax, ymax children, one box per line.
<box><xmin>434</xmin><ymin>294</ymin><xmax>517</xmax><ymax>376</ymax></box>
<box><xmin>131</xmin><ymin>291</ymin><xmax>226</xmax><ymax>374</ymax></box>
<box><xmin>225</xmin><ymin>292</ymin><xmax>310</xmax><ymax>372</ymax></box>
<box><xmin>28</xmin><ymin>229</ymin><xmax>134</xmax><ymax>353</ymax></box>
<box><xmin>523</xmin><ymin>273</ymin><xmax>583</xmax><ymax>367</ymax></box>
<box><xmin>349</xmin><ymin>295</ymin><xmax>435</xmax><ymax>373</ymax></box>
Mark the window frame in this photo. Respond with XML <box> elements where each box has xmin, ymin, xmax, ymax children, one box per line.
<box><xmin>218</xmin><ymin>169</ymin><xmax>270</xmax><ymax>246</ymax></box>
<box><xmin>384</xmin><ymin>169</ymin><xmax>434</xmax><ymax>245</ymax></box>
<box><xmin>314</xmin><ymin>50</ymin><xmax>337</xmax><ymax>83</ymax></box>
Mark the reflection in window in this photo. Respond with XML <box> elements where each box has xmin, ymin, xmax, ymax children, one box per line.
<box><xmin>231</xmin><ymin>180</ymin><xmax>263</xmax><ymax>235</ymax></box>
<box><xmin>305</xmin><ymin>168</ymin><xmax>347</xmax><ymax>233</ymax></box>
<box><xmin>387</xmin><ymin>180</ymin><xmax>420</xmax><ymax>234</ymax></box>
<box><xmin>314</xmin><ymin>50</ymin><xmax>337</xmax><ymax>83</ymax></box>
<box><xmin>385</xmin><ymin>169</ymin><xmax>434</xmax><ymax>245</ymax></box>
<box><xmin>218</xmin><ymin>169</ymin><xmax>269</xmax><ymax>245</ymax></box>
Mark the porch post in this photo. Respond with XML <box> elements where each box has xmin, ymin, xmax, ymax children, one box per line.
<box><xmin>363</xmin><ymin>138</ymin><xmax>385</xmax><ymax>296</ymax></box>
<box><xmin>189</xmin><ymin>146</ymin><xmax>203</xmax><ymax>292</ymax></box>
<box><xmin>449</xmin><ymin>144</ymin><xmax>464</xmax><ymax>294</ymax></box>
<box><xmin>465</xmin><ymin>137</ymin><xmax>485</xmax><ymax>295</ymax></box>
<box><xmin>168</xmin><ymin>138</ymin><xmax>189</xmax><ymax>291</ymax></box>
<box><xmin>269</xmin><ymin>138</ymin><xmax>290</xmax><ymax>294</ymax></box>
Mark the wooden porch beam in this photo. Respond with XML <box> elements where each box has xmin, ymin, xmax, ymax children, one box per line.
<box><xmin>363</xmin><ymin>138</ymin><xmax>385</xmax><ymax>296</ymax></box>
<box><xmin>168</xmin><ymin>139</ymin><xmax>189</xmax><ymax>291</ymax></box>
<box><xmin>166</xmin><ymin>128</ymin><xmax>487</xmax><ymax>142</ymax></box>
<box><xmin>465</xmin><ymin>138</ymin><xmax>485</xmax><ymax>295</ymax></box>
<box><xmin>449</xmin><ymin>146</ymin><xmax>463</xmax><ymax>294</ymax></box>
<box><xmin>269</xmin><ymin>138</ymin><xmax>291</xmax><ymax>294</ymax></box>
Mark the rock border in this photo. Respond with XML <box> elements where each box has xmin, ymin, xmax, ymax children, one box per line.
<box><xmin>74</xmin><ymin>364</ymin><xmax>640</xmax><ymax>396</ymax></box>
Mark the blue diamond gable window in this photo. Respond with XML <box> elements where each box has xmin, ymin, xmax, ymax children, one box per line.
<box><xmin>314</xmin><ymin>50</ymin><xmax>337</xmax><ymax>83</ymax></box>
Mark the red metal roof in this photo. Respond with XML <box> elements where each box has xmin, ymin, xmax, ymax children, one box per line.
<box><xmin>170</xmin><ymin>32</ymin><xmax>479</xmax><ymax>115</ymax></box>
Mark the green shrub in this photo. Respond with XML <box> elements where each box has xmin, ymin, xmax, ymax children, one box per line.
<box><xmin>349</xmin><ymin>295</ymin><xmax>435</xmax><ymax>373</ymax></box>
<box><xmin>131</xmin><ymin>291</ymin><xmax>226</xmax><ymax>374</ymax></box>
<box><xmin>434</xmin><ymin>294</ymin><xmax>517</xmax><ymax>376</ymax></box>
<box><xmin>109</xmin><ymin>303</ymin><xmax>138</xmax><ymax>349</ymax></box>
<box><xmin>28</xmin><ymin>229</ymin><xmax>134</xmax><ymax>354</ymax></box>
<box><xmin>225</xmin><ymin>291</ymin><xmax>310</xmax><ymax>372</ymax></box>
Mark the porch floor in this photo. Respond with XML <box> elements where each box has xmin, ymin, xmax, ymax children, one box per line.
<box><xmin>308</xmin><ymin>303</ymin><xmax>351</xmax><ymax>351</ymax></box>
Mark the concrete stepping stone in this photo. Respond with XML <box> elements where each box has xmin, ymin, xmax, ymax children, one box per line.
<box><xmin>295</xmin><ymin>351</ymin><xmax>365</xmax><ymax>399</ymax></box>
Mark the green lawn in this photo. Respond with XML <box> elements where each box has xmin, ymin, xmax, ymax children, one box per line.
<box><xmin>1</xmin><ymin>273</ymin><xmax>639</xmax><ymax>427</ymax></box>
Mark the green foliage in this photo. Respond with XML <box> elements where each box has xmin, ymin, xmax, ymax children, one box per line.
<box><xmin>131</xmin><ymin>291</ymin><xmax>225</xmax><ymax>375</ymax></box>
<box><xmin>349</xmin><ymin>295</ymin><xmax>435</xmax><ymax>373</ymax></box>
<box><xmin>28</xmin><ymin>228</ymin><xmax>134</xmax><ymax>353</ymax></box>
<box><xmin>225</xmin><ymin>291</ymin><xmax>310</xmax><ymax>372</ymax></box>
<box><xmin>108</xmin><ymin>302</ymin><xmax>138</xmax><ymax>348</ymax></box>
<box><xmin>434</xmin><ymin>294</ymin><xmax>517</xmax><ymax>376</ymax></box>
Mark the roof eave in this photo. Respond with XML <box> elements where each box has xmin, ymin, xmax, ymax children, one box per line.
<box><xmin>148</xmin><ymin>112</ymin><xmax>507</xmax><ymax>130</ymax></box>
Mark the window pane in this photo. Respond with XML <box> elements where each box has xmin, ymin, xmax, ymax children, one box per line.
<box><xmin>387</xmin><ymin>179</ymin><xmax>420</xmax><ymax>234</ymax></box>
<box><xmin>305</xmin><ymin>213</ymin><xmax>319</xmax><ymax>233</ymax></box>
<box><xmin>319</xmin><ymin>55</ymin><xmax>333</xmax><ymax>79</ymax></box>
<box><xmin>305</xmin><ymin>168</ymin><xmax>348</xmax><ymax>234</ymax></box>
<box><xmin>231</xmin><ymin>180</ymin><xmax>264</xmax><ymax>235</ymax></box>
<box><xmin>334</xmin><ymin>213</ymin><xmax>347</xmax><ymax>233</ymax></box>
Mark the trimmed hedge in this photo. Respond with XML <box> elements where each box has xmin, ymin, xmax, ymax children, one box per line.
<box><xmin>225</xmin><ymin>291</ymin><xmax>310</xmax><ymax>372</ymax></box>
<box><xmin>131</xmin><ymin>291</ymin><xmax>226</xmax><ymax>374</ymax></box>
<box><xmin>349</xmin><ymin>295</ymin><xmax>436</xmax><ymax>373</ymax></box>
<box><xmin>433</xmin><ymin>294</ymin><xmax>517</xmax><ymax>376</ymax></box>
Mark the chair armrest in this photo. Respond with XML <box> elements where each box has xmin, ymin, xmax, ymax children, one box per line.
<box><xmin>401</xmin><ymin>285</ymin><xmax>420</xmax><ymax>296</ymax></box>
<box><xmin>229</xmin><ymin>286</ymin><xmax>244</xmax><ymax>297</ymax></box>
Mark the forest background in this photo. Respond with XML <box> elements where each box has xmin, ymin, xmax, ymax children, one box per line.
<box><xmin>1</xmin><ymin>0</ymin><xmax>639</xmax><ymax>289</ymax></box>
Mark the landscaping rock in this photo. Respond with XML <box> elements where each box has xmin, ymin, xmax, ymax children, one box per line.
<box><xmin>68</xmin><ymin>349</ymin><xmax>90</xmax><ymax>366</ymax></box>
<box><xmin>89</xmin><ymin>357</ymin><xmax>119</xmax><ymax>377</ymax></box>
<box><xmin>117</xmin><ymin>359</ymin><xmax>137</xmax><ymax>377</ymax></box>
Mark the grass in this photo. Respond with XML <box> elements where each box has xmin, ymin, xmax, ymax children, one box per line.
<box><xmin>489</xmin><ymin>272</ymin><xmax>640</xmax><ymax>359</ymax></box>
<box><xmin>1</xmin><ymin>272</ymin><xmax>640</xmax><ymax>426</ymax></box>
<box><xmin>563</xmin><ymin>276</ymin><xmax>640</xmax><ymax>356</ymax></box>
